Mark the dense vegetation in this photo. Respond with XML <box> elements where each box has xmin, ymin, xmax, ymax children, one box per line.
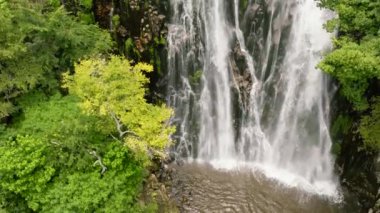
<box><xmin>318</xmin><ymin>0</ymin><xmax>380</xmax><ymax>151</ymax></box>
<box><xmin>0</xmin><ymin>0</ymin><xmax>172</xmax><ymax>212</ymax></box>
<box><xmin>318</xmin><ymin>0</ymin><xmax>380</xmax><ymax>210</ymax></box>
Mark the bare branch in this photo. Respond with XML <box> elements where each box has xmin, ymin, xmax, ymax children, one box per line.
<box><xmin>89</xmin><ymin>150</ymin><xmax>107</xmax><ymax>175</ymax></box>
<box><xmin>120</xmin><ymin>130</ymin><xmax>139</xmax><ymax>138</ymax></box>
<box><xmin>50</xmin><ymin>141</ymin><xmax>61</xmax><ymax>146</ymax></box>
<box><xmin>110</xmin><ymin>134</ymin><xmax>121</xmax><ymax>142</ymax></box>
<box><xmin>110</xmin><ymin>111</ymin><xmax>124</xmax><ymax>138</ymax></box>
<box><xmin>109</xmin><ymin>111</ymin><xmax>138</xmax><ymax>139</ymax></box>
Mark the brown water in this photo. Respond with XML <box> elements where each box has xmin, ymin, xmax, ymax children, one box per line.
<box><xmin>170</xmin><ymin>163</ymin><xmax>355</xmax><ymax>213</ymax></box>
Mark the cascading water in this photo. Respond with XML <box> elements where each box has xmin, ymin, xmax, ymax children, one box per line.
<box><xmin>167</xmin><ymin>0</ymin><xmax>340</xmax><ymax>198</ymax></box>
<box><xmin>167</xmin><ymin>0</ymin><xmax>236</xmax><ymax>161</ymax></box>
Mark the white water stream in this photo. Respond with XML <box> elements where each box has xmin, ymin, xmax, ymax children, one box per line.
<box><xmin>167</xmin><ymin>0</ymin><xmax>340</xmax><ymax>198</ymax></box>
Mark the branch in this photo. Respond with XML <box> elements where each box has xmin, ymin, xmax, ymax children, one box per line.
<box><xmin>110</xmin><ymin>134</ymin><xmax>121</xmax><ymax>142</ymax></box>
<box><xmin>50</xmin><ymin>140</ymin><xmax>61</xmax><ymax>146</ymax></box>
<box><xmin>89</xmin><ymin>150</ymin><xmax>107</xmax><ymax>175</ymax></box>
<box><xmin>120</xmin><ymin>130</ymin><xmax>139</xmax><ymax>138</ymax></box>
<box><xmin>110</xmin><ymin>111</ymin><xmax>124</xmax><ymax>138</ymax></box>
<box><xmin>109</xmin><ymin>111</ymin><xmax>138</xmax><ymax>139</ymax></box>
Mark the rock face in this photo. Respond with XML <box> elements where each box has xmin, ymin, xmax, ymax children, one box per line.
<box><xmin>331</xmin><ymin>97</ymin><xmax>380</xmax><ymax>211</ymax></box>
<box><xmin>372</xmin><ymin>159</ymin><xmax>380</xmax><ymax>212</ymax></box>
<box><xmin>92</xmin><ymin>0</ymin><xmax>170</xmax><ymax>101</ymax></box>
<box><xmin>338</xmin><ymin>140</ymin><xmax>379</xmax><ymax>210</ymax></box>
<box><xmin>141</xmin><ymin>159</ymin><xmax>179</xmax><ymax>213</ymax></box>
<box><xmin>92</xmin><ymin>0</ymin><xmax>168</xmax><ymax>61</ymax></box>
<box><xmin>230</xmin><ymin>41</ymin><xmax>253</xmax><ymax>110</ymax></box>
<box><xmin>115</xmin><ymin>0</ymin><xmax>167</xmax><ymax>52</ymax></box>
<box><xmin>93</xmin><ymin>0</ymin><xmax>113</xmax><ymax>29</ymax></box>
<box><xmin>374</xmin><ymin>157</ymin><xmax>380</xmax><ymax>212</ymax></box>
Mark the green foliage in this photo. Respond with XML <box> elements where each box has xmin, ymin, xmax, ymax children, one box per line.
<box><xmin>80</xmin><ymin>0</ymin><xmax>93</xmax><ymax>10</ymax></box>
<box><xmin>318</xmin><ymin>0</ymin><xmax>380</xmax><ymax>39</ymax></box>
<box><xmin>318</xmin><ymin>38</ymin><xmax>380</xmax><ymax>110</ymax></box>
<box><xmin>63</xmin><ymin>56</ymin><xmax>174</xmax><ymax>156</ymax></box>
<box><xmin>154</xmin><ymin>36</ymin><xmax>167</xmax><ymax>46</ymax></box>
<box><xmin>330</xmin><ymin>114</ymin><xmax>353</xmax><ymax>155</ymax></box>
<box><xmin>319</xmin><ymin>0</ymin><xmax>380</xmax><ymax>151</ymax></box>
<box><xmin>0</xmin><ymin>136</ymin><xmax>55</xmax><ymax>196</ymax></box>
<box><xmin>0</xmin><ymin>0</ymin><xmax>170</xmax><ymax>212</ymax></box>
<box><xmin>151</xmin><ymin>36</ymin><xmax>166</xmax><ymax>74</ymax></box>
<box><xmin>56</xmin><ymin>0</ymin><xmax>96</xmax><ymax>24</ymax></box>
<box><xmin>78</xmin><ymin>12</ymin><xmax>95</xmax><ymax>24</ymax></box>
<box><xmin>359</xmin><ymin>98</ymin><xmax>380</xmax><ymax>151</ymax></box>
<box><xmin>190</xmin><ymin>69</ymin><xmax>203</xmax><ymax>86</ymax></box>
<box><xmin>331</xmin><ymin>115</ymin><xmax>353</xmax><ymax>137</ymax></box>
<box><xmin>125</xmin><ymin>38</ymin><xmax>142</xmax><ymax>60</ymax></box>
<box><xmin>0</xmin><ymin>93</ymin><xmax>148</xmax><ymax>212</ymax></box>
<box><xmin>3</xmin><ymin>93</ymin><xmax>112</xmax><ymax>165</ymax></box>
<box><xmin>36</xmin><ymin>143</ymin><xmax>145</xmax><ymax>212</ymax></box>
<box><xmin>47</xmin><ymin>0</ymin><xmax>93</xmax><ymax>14</ymax></box>
<box><xmin>0</xmin><ymin>0</ymin><xmax>112</xmax><ymax>119</ymax></box>
<box><xmin>239</xmin><ymin>0</ymin><xmax>249</xmax><ymax>14</ymax></box>
<box><xmin>112</xmin><ymin>15</ymin><xmax>121</xmax><ymax>30</ymax></box>
<box><xmin>47</xmin><ymin>0</ymin><xmax>61</xmax><ymax>8</ymax></box>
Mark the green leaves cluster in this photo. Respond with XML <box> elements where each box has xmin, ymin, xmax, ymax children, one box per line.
<box><xmin>319</xmin><ymin>0</ymin><xmax>380</xmax><ymax>39</ymax></box>
<box><xmin>0</xmin><ymin>136</ymin><xmax>55</xmax><ymax>196</ymax></box>
<box><xmin>47</xmin><ymin>0</ymin><xmax>95</xmax><ymax>24</ymax></box>
<box><xmin>319</xmin><ymin>38</ymin><xmax>380</xmax><ymax>110</ymax></box>
<box><xmin>63</xmin><ymin>56</ymin><xmax>174</xmax><ymax>158</ymax></box>
<box><xmin>359</xmin><ymin>98</ymin><xmax>380</xmax><ymax>151</ymax></box>
<box><xmin>0</xmin><ymin>94</ymin><xmax>149</xmax><ymax>212</ymax></box>
<box><xmin>0</xmin><ymin>0</ymin><xmax>111</xmax><ymax>118</ymax></box>
<box><xmin>318</xmin><ymin>0</ymin><xmax>380</xmax><ymax>150</ymax></box>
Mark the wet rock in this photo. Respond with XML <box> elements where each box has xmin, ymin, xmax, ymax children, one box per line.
<box><xmin>230</xmin><ymin>41</ymin><xmax>253</xmax><ymax>109</ymax></box>
<box><xmin>93</xmin><ymin>0</ymin><xmax>113</xmax><ymax>29</ymax></box>
<box><xmin>160</xmin><ymin>170</ymin><xmax>167</xmax><ymax>180</ymax></box>
<box><xmin>141</xmin><ymin>163</ymin><xmax>179</xmax><ymax>212</ymax></box>
<box><xmin>176</xmin><ymin>159</ymin><xmax>185</xmax><ymax>166</ymax></box>
<box><xmin>148</xmin><ymin>174</ymin><xmax>159</xmax><ymax>189</ymax></box>
<box><xmin>164</xmin><ymin>152</ymin><xmax>176</xmax><ymax>164</ymax></box>
<box><xmin>337</xmin><ymin>134</ymin><xmax>379</xmax><ymax>211</ymax></box>
<box><xmin>160</xmin><ymin>184</ymin><xmax>167</xmax><ymax>195</ymax></box>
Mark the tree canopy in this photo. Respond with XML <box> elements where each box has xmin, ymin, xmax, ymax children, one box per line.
<box><xmin>318</xmin><ymin>0</ymin><xmax>380</xmax><ymax>150</ymax></box>
<box><xmin>0</xmin><ymin>0</ymin><xmax>111</xmax><ymax>118</ymax></box>
<box><xmin>0</xmin><ymin>94</ymin><xmax>148</xmax><ymax>212</ymax></box>
<box><xmin>63</xmin><ymin>56</ymin><xmax>174</xmax><ymax>155</ymax></box>
<box><xmin>0</xmin><ymin>0</ymin><xmax>172</xmax><ymax>212</ymax></box>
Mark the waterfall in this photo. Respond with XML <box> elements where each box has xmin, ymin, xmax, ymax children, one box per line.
<box><xmin>167</xmin><ymin>0</ymin><xmax>340</xmax><ymax>197</ymax></box>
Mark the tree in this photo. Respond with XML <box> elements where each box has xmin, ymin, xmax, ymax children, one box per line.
<box><xmin>0</xmin><ymin>0</ymin><xmax>111</xmax><ymax>119</ymax></box>
<box><xmin>63</xmin><ymin>56</ymin><xmax>174</xmax><ymax>156</ymax></box>
<box><xmin>0</xmin><ymin>94</ymin><xmax>150</xmax><ymax>212</ymax></box>
<box><xmin>318</xmin><ymin>38</ymin><xmax>380</xmax><ymax>111</ymax></box>
<box><xmin>319</xmin><ymin>0</ymin><xmax>380</xmax><ymax>40</ymax></box>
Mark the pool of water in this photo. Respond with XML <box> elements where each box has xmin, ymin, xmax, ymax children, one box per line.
<box><xmin>170</xmin><ymin>162</ymin><xmax>358</xmax><ymax>212</ymax></box>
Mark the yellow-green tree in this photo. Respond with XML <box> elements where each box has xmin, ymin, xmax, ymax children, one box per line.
<box><xmin>64</xmin><ymin>56</ymin><xmax>174</xmax><ymax>156</ymax></box>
